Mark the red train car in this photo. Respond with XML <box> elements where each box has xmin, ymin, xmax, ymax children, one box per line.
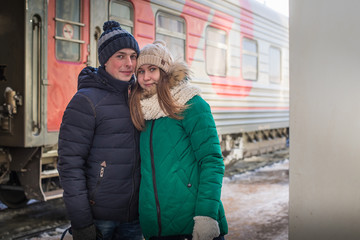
<box><xmin>0</xmin><ymin>0</ymin><xmax>288</xmax><ymax>208</ymax></box>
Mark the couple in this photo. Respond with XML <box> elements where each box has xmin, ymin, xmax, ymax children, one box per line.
<box><xmin>57</xmin><ymin>21</ymin><xmax>228</xmax><ymax>240</ymax></box>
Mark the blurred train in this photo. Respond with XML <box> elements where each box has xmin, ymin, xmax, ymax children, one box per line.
<box><xmin>0</xmin><ymin>0</ymin><xmax>289</xmax><ymax>208</ymax></box>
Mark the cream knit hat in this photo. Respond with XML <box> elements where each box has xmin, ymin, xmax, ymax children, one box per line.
<box><xmin>136</xmin><ymin>40</ymin><xmax>174</xmax><ymax>74</ymax></box>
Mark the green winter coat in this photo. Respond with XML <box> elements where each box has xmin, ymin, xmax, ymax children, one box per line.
<box><xmin>138</xmin><ymin>67</ymin><xmax>228</xmax><ymax>238</ymax></box>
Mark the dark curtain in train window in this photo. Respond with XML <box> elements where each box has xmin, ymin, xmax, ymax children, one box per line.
<box><xmin>56</xmin><ymin>0</ymin><xmax>81</xmax><ymax>61</ymax></box>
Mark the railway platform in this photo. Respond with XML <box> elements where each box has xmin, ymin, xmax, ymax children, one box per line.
<box><xmin>1</xmin><ymin>149</ymin><xmax>289</xmax><ymax>240</ymax></box>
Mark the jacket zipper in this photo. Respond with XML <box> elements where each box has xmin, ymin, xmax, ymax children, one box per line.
<box><xmin>126</xmin><ymin>84</ymin><xmax>136</xmax><ymax>220</ymax></box>
<box><xmin>89</xmin><ymin>161</ymin><xmax>106</xmax><ymax>205</ymax></box>
<box><xmin>127</xmin><ymin>124</ymin><xmax>138</xmax><ymax>221</ymax></box>
<box><xmin>150</xmin><ymin>120</ymin><xmax>162</xmax><ymax>236</ymax></box>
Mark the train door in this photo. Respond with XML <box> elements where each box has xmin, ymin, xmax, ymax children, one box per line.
<box><xmin>1</xmin><ymin>0</ymin><xmax>92</xmax><ymax>207</ymax></box>
<box><xmin>47</xmin><ymin>0</ymin><xmax>90</xmax><ymax>133</ymax></box>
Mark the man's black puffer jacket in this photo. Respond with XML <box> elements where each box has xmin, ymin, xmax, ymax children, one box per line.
<box><xmin>58</xmin><ymin>66</ymin><xmax>140</xmax><ymax>230</ymax></box>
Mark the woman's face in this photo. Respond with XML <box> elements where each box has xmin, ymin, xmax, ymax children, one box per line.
<box><xmin>137</xmin><ymin>64</ymin><xmax>161</xmax><ymax>93</ymax></box>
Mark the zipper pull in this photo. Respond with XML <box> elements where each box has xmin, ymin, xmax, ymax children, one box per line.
<box><xmin>100</xmin><ymin>161</ymin><xmax>106</xmax><ymax>177</ymax></box>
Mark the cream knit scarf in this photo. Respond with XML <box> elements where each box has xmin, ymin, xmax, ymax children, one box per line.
<box><xmin>140</xmin><ymin>80</ymin><xmax>201</xmax><ymax>120</ymax></box>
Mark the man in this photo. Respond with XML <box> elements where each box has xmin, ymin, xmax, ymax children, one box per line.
<box><xmin>58</xmin><ymin>21</ymin><xmax>142</xmax><ymax>240</ymax></box>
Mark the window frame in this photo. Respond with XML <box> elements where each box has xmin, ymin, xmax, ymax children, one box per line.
<box><xmin>205</xmin><ymin>26</ymin><xmax>228</xmax><ymax>77</ymax></box>
<box><xmin>242</xmin><ymin>37</ymin><xmax>258</xmax><ymax>81</ymax></box>
<box><xmin>54</xmin><ymin>0</ymin><xmax>84</xmax><ymax>62</ymax></box>
<box><xmin>155</xmin><ymin>11</ymin><xmax>186</xmax><ymax>61</ymax></box>
<box><xmin>269</xmin><ymin>46</ymin><xmax>282</xmax><ymax>84</ymax></box>
<box><xmin>109</xmin><ymin>0</ymin><xmax>134</xmax><ymax>34</ymax></box>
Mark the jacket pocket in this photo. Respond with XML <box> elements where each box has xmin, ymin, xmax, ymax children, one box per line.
<box><xmin>177</xmin><ymin>166</ymin><xmax>198</xmax><ymax>197</ymax></box>
<box><xmin>89</xmin><ymin>161</ymin><xmax>107</xmax><ymax>205</ymax></box>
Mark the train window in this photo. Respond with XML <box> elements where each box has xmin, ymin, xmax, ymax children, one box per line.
<box><xmin>156</xmin><ymin>12</ymin><xmax>185</xmax><ymax>61</ymax></box>
<box><xmin>269</xmin><ymin>46</ymin><xmax>282</xmax><ymax>83</ymax></box>
<box><xmin>110</xmin><ymin>0</ymin><xmax>134</xmax><ymax>34</ymax></box>
<box><xmin>242</xmin><ymin>38</ymin><xmax>258</xmax><ymax>81</ymax></box>
<box><xmin>206</xmin><ymin>27</ymin><xmax>227</xmax><ymax>76</ymax></box>
<box><xmin>55</xmin><ymin>0</ymin><xmax>84</xmax><ymax>62</ymax></box>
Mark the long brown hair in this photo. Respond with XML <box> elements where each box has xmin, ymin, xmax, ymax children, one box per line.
<box><xmin>129</xmin><ymin>69</ymin><xmax>186</xmax><ymax>131</ymax></box>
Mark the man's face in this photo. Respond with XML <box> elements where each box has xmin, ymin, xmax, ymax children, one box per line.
<box><xmin>105</xmin><ymin>48</ymin><xmax>137</xmax><ymax>81</ymax></box>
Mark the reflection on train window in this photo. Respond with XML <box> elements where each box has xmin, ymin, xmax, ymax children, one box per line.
<box><xmin>269</xmin><ymin>46</ymin><xmax>282</xmax><ymax>83</ymax></box>
<box><xmin>156</xmin><ymin>12</ymin><xmax>185</xmax><ymax>61</ymax></box>
<box><xmin>55</xmin><ymin>0</ymin><xmax>84</xmax><ymax>62</ymax></box>
<box><xmin>110</xmin><ymin>0</ymin><xmax>134</xmax><ymax>34</ymax></box>
<box><xmin>242</xmin><ymin>38</ymin><xmax>258</xmax><ymax>81</ymax></box>
<box><xmin>206</xmin><ymin>27</ymin><xmax>227</xmax><ymax>77</ymax></box>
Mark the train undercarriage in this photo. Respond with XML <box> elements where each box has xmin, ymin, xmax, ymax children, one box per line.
<box><xmin>0</xmin><ymin>146</ymin><xmax>62</xmax><ymax>208</ymax></box>
<box><xmin>220</xmin><ymin>128</ymin><xmax>289</xmax><ymax>166</ymax></box>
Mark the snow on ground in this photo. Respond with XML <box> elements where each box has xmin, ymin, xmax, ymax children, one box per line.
<box><xmin>221</xmin><ymin>159</ymin><xmax>289</xmax><ymax>240</ymax></box>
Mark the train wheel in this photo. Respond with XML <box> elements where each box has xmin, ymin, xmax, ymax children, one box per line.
<box><xmin>0</xmin><ymin>188</ymin><xmax>28</xmax><ymax>209</ymax></box>
<box><xmin>0</xmin><ymin>172</ymin><xmax>28</xmax><ymax>208</ymax></box>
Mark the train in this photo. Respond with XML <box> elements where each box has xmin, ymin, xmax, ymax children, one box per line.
<box><xmin>0</xmin><ymin>0</ymin><xmax>289</xmax><ymax>208</ymax></box>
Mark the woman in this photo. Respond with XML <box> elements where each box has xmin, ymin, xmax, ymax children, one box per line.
<box><xmin>130</xmin><ymin>40</ymin><xmax>228</xmax><ymax>240</ymax></box>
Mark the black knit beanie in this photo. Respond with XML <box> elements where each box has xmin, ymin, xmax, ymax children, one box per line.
<box><xmin>97</xmin><ymin>21</ymin><xmax>140</xmax><ymax>66</ymax></box>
